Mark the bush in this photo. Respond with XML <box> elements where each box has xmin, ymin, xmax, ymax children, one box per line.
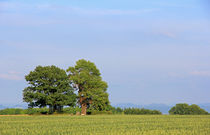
<box><xmin>0</xmin><ymin>108</ymin><xmax>26</xmax><ymax>115</ymax></box>
<box><xmin>0</xmin><ymin>107</ymin><xmax>82</xmax><ymax>115</ymax></box>
<box><xmin>26</xmin><ymin>107</ymin><xmax>48</xmax><ymax>115</ymax></box>
<box><xmin>87</xmin><ymin>110</ymin><xmax>112</xmax><ymax>115</ymax></box>
<box><xmin>63</xmin><ymin>107</ymin><xmax>81</xmax><ymax>115</ymax></box>
<box><xmin>169</xmin><ymin>103</ymin><xmax>209</xmax><ymax>115</ymax></box>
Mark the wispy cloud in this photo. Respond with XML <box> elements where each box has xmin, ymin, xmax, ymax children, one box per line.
<box><xmin>31</xmin><ymin>2</ymin><xmax>159</xmax><ymax>15</ymax></box>
<box><xmin>0</xmin><ymin>40</ymin><xmax>64</xmax><ymax>51</ymax></box>
<box><xmin>71</xmin><ymin>8</ymin><xmax>158</xmax><ymax>16</ymax></box>
<box><xmin>0</xmin><ymin>1</ymin><xmax>160</xmax><ymax>28</ymax></box>
<box><xmin>168</xmin><ymin>72</ymin><xmax>184</xmax><ymax>78</ymax></box>
<box><xmin>0</xmin><ymin>1</ymin><xmax>158</xmax><ymax>16</ymax></box>
<box><xmin>160</xmin><ymin>31</ymin><xmax>176</xmax><ymax>39</ymax></box>
<box><xmin>0</xmin><ymin>71</ymin><xmax>23</xmax><ymax>81</ymax></box>
<box><xmin>190</xmin><ymin>71</ymin><xmax>210</xmax><ymax>77</ymax></box>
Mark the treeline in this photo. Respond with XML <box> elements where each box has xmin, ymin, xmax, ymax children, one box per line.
<box><xmin>0</xmin><ymin>107</ymin><xmax>81</xmax><ymax>115</ymax></box>
<box><xmin>0</xmin><ymin>107</ymin><xmax>161</xmax><ymax>115</ymax></box>
<box><xmin>110</xmin><ymin>103</ymin><xmax>209</xmax><ymax>115</ymax></box>
<box><xmin>0</xmin><ymin>103</ymin><xmax>209</xmax><ymax>115</ymax></box>
<box><xmin>111</xmin><ymin>107</ymin><xmax>162</xmax><ymax>115</ymax></box>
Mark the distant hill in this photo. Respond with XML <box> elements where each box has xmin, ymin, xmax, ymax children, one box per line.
<box><xmin>113</xmin><ymin>103</ymin><xmax>142</xmax><ymax>108</ymax></box>
<box><xmin>199</xmin><ymin>103</ymin><xmax>210</xmax><ymax>113</ymax></box>
<box><xmin>0</xmin><ymin>105</ymin><xmax>6</xmax><ymax>110</ymax></box>
<box><xmin>113</xmin><ymin>103</ymin><xmax>210</xmax><ymax>114</ymax></box>
<box><xmin>0</xmin><ymin>104</ymin><xmax>27</xmax><ymax>110</ymax></box>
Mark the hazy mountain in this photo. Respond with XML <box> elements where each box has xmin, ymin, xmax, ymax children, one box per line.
<box><xmin>0</xmin><ymin>105</ymin><xmax>6</xmax><ymax>109</ymax></box>
<box><xmin>143</xmin><ymin>104</ymin><xmax>172</xmax><ymax>114</ymax></box>
<box><xmin>0</xmin><ymin>104</ymin><xmax>27</xmax><ymax>109</ymax></box>
<box><xmin>199</xmin><ymin>103</ymin><xmax>210</xmax><ymax>113</ymax></box>
<box><xmin>113</xmin><ymin>103</ymin><xmax>142</xmax><ymax>108</ymax></box>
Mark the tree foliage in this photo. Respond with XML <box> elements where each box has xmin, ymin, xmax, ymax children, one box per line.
<box><xmin>67</xmin><ymin>59</ymin><xmax>110</xmax><ymax>114</ymax></box>
<box><xmin>23</xmin><ymin>65</ymin><xmax>76</xmax><ymax>113</ymax></box>
<box><xmin>110</xmin><ymin>107</ymin><xmax>124</xmax><ymax>114</ymax></box>
<box><xmin>169</xmin><ymin>103</ymin><xmax>209</xmax><ymax>115</ymax></box>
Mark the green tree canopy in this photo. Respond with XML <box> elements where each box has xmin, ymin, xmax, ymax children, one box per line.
<box><xmin>67</xmin><ymin>59</ymin><xmax>110</xmax><ymax>115</ymax></box>
<box><xmin>169</xmin><ymin>103</ymin><xmax>208</xmax><ymax>115</ymax></box>
<box><xmin>23</xmin><ymin>65</ymin><xmax>76</xmax><ymax>113</ymax></box>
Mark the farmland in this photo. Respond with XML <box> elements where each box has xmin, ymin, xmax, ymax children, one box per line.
<box><xmin>0</xmin><ymin>115</ymin><xmax>210</xmax><ymax>135</ymax></box>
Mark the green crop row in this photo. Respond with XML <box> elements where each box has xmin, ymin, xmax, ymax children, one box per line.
<box><xmin>0</xmin><ymin>115</ymin><xmax>209</xmax><ymax>135</ymax></box>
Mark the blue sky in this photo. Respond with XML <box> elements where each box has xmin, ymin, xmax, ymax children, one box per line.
<box><xmin>0</xmin><ymin>0</ymin><xmax>210</xmax><ymax>105</ymax></box>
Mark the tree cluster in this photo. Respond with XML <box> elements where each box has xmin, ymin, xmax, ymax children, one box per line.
<box><xmin>23</xmin><ymin>59</ymin><xmax>110</xmax><ymax>115</ymax></box>
<box><xmin>169</xmin><ymin>103</ymin><xmax>209</xmax><ymax>115</ymax></box>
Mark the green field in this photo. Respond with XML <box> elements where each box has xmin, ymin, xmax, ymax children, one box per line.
<box><xmin>0</xmin><ymin>115</ymin><xmax>210</xmax><ymax>135</ymax></box>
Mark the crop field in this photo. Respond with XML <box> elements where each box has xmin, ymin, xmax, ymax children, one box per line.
<box><xmin>0</xmin><ymin>115</ymin><xmax>210</xmax><ymax>135</ymax></box>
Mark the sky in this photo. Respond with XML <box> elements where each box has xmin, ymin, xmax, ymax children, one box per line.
<box><xmin>0</xmin><ymin>0</ymin><xmax>210</xmax><ymax>105</ymax></box>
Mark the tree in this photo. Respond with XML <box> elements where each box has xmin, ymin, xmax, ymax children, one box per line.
<box><xmin>23</xmin><ymin>65</ymin><xmax>76</xmax><ymax>113</ymax></box>
<box><xmin>169</xmin><ymin>103</ymin><xmax>190</xmax><ymax>115</ymax></box>
<box><xmin>189</xmin><ymin>104</ymin><xmax>208</xmax><ymax>115</ymax></box>
<box><xmin>67</xmin><ymin>59</ymin><xmax>110</xmax><ymax>115</ymax></box>
<box><xmin>169</xmin><ymin>103</ymin><xmax>208</xmax><ymax>115</ymax></box>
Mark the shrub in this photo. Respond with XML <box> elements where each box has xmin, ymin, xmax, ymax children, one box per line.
<box><xmin>26</xmin><ymin>108</ymin><xmax>48</xmax><ymax>115</ymax></box>
<box><xmin>87</xmin><ymin>110</ymin><xmax>112</xmax><ymax>115</ymax></box>
<box><xmin>0</xmin><ymin>108</ymin><xmax>25</xmax><ymax>115</ymax></box>
<box><xmin>169</xmin><ymin>103</ymin><xmax>209</xmax><ymax>115</ymax></box>
<box><xmin>63</xmin><ymin>107</ymin><xmax>81</xmax><ymax>115</ymax></box>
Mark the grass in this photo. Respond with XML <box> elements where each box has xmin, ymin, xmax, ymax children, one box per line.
<box><xmin>0</xmin><ymin>115</ymin><xmax>210</xmax><ymax>135</ymax></box>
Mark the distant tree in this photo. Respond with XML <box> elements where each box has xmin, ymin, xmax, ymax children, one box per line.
<box><xmin>123</xmin><ymin>108</ymin><xmax>162</xmax><ymax>115</ymax></box>
<box><xmin>189</xmin><ymin>104</ymin><xmax>209</xmax><ymax>115</ymax></box>
<box><xmin>67</xmin><ymin>59</ymin><xmax>110</xmax><ymax>115</ymax></box>
<box><xmin>169</xmin><ymin>103</ymin><xmax>190</xmax><ymax>115</ymax></box>
<box><xmin>169</xmin><ymin>103</ymin><xmax>208</xmax><ymax>115</ymax></box>
<box><xmin>109</xmin><ymin>107</ymin><xmax>123</xmax><ymax>114</ymax></box>
<box><xmin>116</xmin><ymin>107</ymin><xmax>123</xmax><ymax>113</ymax></box>
<box><xmin>23</xmin><ymin>65</ymin><xmax>76</xmax><ymax>113</ymax></box>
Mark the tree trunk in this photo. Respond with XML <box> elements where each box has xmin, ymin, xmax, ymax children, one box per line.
<box><xmin>81</xmin><ymin>102</ymin><xmax>87</xmax><ymax>115</ymax></box>
<box><xmin>80</xmin><ymin>96</ymin><xmax>87</xmax><ymax>115</ymax></box>
<box><xmin>57</xmin><ymin>106</ymin><xmax>63</xmax><ymax>112</ymax></box>
<box><xmin>53</xmin><ymin>105</ymin><xmax>57</xmax><ymax>112</ymax></box>
<box><xmin>49</xmin><ymin>105</ymin><xmax>53</xmax><ymax>114</ymax></box>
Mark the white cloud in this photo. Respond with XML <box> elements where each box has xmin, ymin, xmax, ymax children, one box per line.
<box><xmin>0</xmin><ymin>71</ymin><xmax>23</xmax><ymax>81</ymax></box>
<box><xmin>190</xmin><ymin>71</ymin><xmax>210</xmax><ymax>76</ymax></box>
<box><xmin>0</xmin><ymin>2</ymin><xmax>159</xmax><ymax>27</ymax></box>
<box><xmin>8</xmin><ymin>71</ymin><xmax>21</xmax><ymax>75</ymax></box>
<box><xmin>0</xmin><ymin>1</ymin><xmax>158</xmax><ymax>16</ymax></box>
<box><xmin>72</xmin><ymin>8</ymin><xmax>158</xmax><ymax>16</ymax></box>
<box><xmin>168</xmin><ymin>72</ymin><xmax>184</xmax><ymax>78</ymax></box>
<box><xmin>160</xmin><ymin>31</ymin><xmax>176</xmax><ymax>38</ymax></box>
